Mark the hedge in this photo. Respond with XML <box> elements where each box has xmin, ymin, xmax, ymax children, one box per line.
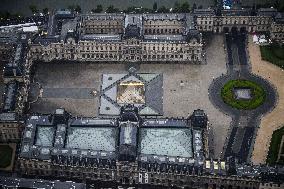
<box><xmin>221</xmin><ymin>80</ymin><xmax>266</xmax><ymax>110</ymax></box>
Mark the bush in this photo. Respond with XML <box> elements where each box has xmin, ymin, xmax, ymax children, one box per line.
<box><xmin>221</xmin><ymin>80</ymin><xmax>266</xmax><ymax>110</ymax></box>
<box><xmin>267</xmin><ymin>127</ymin><xmax>284</xmax><ymax>165</ymax></box>
<box><xmin>260</xmin><ymin>44</ymin><xmax>284</xmax><ymax>69</ymax></box>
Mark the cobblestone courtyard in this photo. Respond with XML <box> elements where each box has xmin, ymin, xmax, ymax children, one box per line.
<box><xmin>29</xmin><ymin>35</ymin><xmax>231</xmax><ymax>158</ymax></box>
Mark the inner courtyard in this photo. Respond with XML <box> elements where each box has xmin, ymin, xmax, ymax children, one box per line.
<box><xmin>28</xmin><ymin>35</ymin><xmax>231</xmax><ymax>158</ymax></box>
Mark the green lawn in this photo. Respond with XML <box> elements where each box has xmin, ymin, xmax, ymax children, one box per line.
<box><xmin>0</xmin><ymin>145</ymin><xmax>13</xmax><ymax>168</ymax></box>
<box><xmin>260</xmin><ymin>44</ymin><xmax>284</xmax><ymax>69</ymax></box>
<box><xmin>267</xmin><ymin>126</ymin><xmax>284</xmax><ymax>165</ymax></box>
<box><xmin>221</xmin><ymin>80</ymin><xmax>266</xmax><ymax>110</ymax></box>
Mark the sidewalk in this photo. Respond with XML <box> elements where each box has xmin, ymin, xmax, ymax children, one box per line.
<box><xmin>248</xmin><ymin>36</ymin><xmax>284</xmax><ymax>164</ymax></box>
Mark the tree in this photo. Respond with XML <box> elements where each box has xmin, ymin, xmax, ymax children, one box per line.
<box><xmin>29</xmin><ymin>5</ymin><xmax>38</xmax><ymax>14</ymax></box>
<box><xmin>106</xmin><ymin>5</ymin><xmax>119</xmax><ymax>13</ymax></box>
<box><xmin>124</xmin><ymin>6</ymin><xmax>136</xmax><ymax>13</ymax></box>
<box><xmin>173</xmin><ymin>2</ymin><xmax>181</xmax><ymax>13</ymax></box>
<box><xmin>68</xmin><ymin>5</ymin><xmax>75</xmax><ymax>10</ymax></box>
<box><xmin>157</xmin><ymin>6</ymin><xmax>170</xmax><ymax>13</ymax></box>
<box><xmin>192</xmin><ymin>3</ymin><xmax>197</xmax><ymax>11</ymax></box>
<box><xmin>92</xmin><ymin>5</ymin><xmax>103</xmax><ymax>13</ymax></box>
<box><xmin>214</xmin><ymin>0</ymin><xmax>218</xmax><ymax>6</ymax></box>
<box><xmin>74</xmin><ymin>5</ymin><xmax>81</xmax><ymax>13</ymax></box>
<box><xmin>180</xmin><ymin>2</ymin><xmax>190</xmax><ymax>13</ymax></box>
<box><xmin>43</xmin><ymin>8</ymin><xmax>49</xmax><ymax>15</ymax></box>
<box><xmin>153</xmin><ymin>2</ymin><xmax>158</xmax><ymax>12</ymax></box>
<box><xmin>275</xmin><ymin>0</ymin><xmax>284</xmax><ymax>12</ymax></box>
<box><xmin>173</xmin><ymin>1</ymin><xmax>190</xmax><ymax>13</ymax></box>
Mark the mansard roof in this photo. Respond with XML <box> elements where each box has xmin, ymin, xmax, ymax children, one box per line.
<box><xmin>143</xmin><ymin>13</ymin><xmax>186</xmax><ymax>21</ymax></box>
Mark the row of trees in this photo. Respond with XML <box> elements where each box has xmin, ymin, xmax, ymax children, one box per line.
<box><xmin>92</xmin><ymin>2</ymin><xmax>202</xmax><ymax>14</ymax></box>
<box><xmin>28</xmin><ymin>1</ymin><xmax>203</xmax><ymax>15</ymax></box>
<box><xmin>29</xmin><ymin>5</ymin><xmax>49</xmax><ymax>15</ymax></box>
<box><xmin>19</xmin><ymin>0</ymin><xmax>284</xmax><ymax>17</ymax></box>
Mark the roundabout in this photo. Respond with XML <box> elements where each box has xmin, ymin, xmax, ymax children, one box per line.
<box><xmin>208</xmin><ymin>32</ymin><xmax>277</xmax><ymax>163</ymax></box>
<box><xmin>221</xmin><ymin>79</ymin><xmax>266</xmax><ymax>110</ymax></box>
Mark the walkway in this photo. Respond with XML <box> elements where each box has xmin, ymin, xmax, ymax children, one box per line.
<box><xmin>209</xmin><ymin>32</ymin><xmax>277</xmax><ymax>163</ymax></box>
<box><xmin>248</xmin><ymin>37</ymin><xmax>284</xmax><ymax>164</ymax></box>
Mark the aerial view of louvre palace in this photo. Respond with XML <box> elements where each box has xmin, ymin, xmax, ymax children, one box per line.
<box><xmin>0</xmin><ymin>0</ymin><xmax>283</xmax><ymax>188</ymax></box>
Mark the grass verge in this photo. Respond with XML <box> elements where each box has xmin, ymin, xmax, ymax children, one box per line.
<box><xmin>267</xmin><ymin>126</ymin><xmax>284</xmax><ymax>165</ymax></box>
<box><xmin>260</xmin><ymin>44</ymin><xmax>284</xmax><ymax>69</ymax></box>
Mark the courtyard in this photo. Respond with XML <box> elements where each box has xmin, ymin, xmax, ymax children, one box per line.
<box><xmin>29</xmin><ymin>35</ymin><xmax>231</xmax><ymax>158</ymax></box>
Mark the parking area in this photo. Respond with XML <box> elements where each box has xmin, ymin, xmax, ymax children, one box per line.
<box><xmin>29</xmin><ymin>35</ymin><xmax>231</xmax><ymax>158</ymax></box>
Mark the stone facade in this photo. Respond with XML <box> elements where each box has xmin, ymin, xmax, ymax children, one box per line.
<box><xmin>143</xmin><ymin>14</ymin><xmax>186</xmax><ymax>35</ymax></box>
<box><xmin>29</xmin><ymin>13</ymin><xmax>203</xmax><ymax>63</ymax></box>
<box><xmin>194</xmin><ymin>8</ymin><xmax>283</xmax><ymax>42</ymax></box>
<box><xmin>79</xmin><ymin>14</ymin><xmax>125</xmax><ymax>35</ymax></box>
<box><xmin>0</xmin><ymin>113</ymin><xmax>23</xmax><ymax>142</ymax></box>
<box><xmin>270</xmin><ymin>22</ymin><xmax>284</xmax><ymax>43</ymax></box>
<box><xmin>30</xmin><ymin>36</ymin><xmax>202</xmax><ymax>63</ymax></box>
<box><xmin>18</xmin><ymin>157</ymin><xmax>261</xmax><ymax>189</ymax></box>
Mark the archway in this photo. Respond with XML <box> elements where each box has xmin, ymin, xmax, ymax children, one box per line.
<box><xmin>231</xmin><ymin>27</ymin><xmax>238</xmax><ymax>35</ymax></box>
<box><xmin>240</xmin><ymin>27</ymin><xmax>247</xmax><ymax>34</ymax></box>
<box><xmin>223</xmin><ymin>27</ymin><xmax>229</xmax><ymax>33</ymax></box>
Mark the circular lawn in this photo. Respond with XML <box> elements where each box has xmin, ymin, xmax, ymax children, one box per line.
<box><xmin>221</xmin><ymin>79</ymin><xmax>266</xmax><ymax>110</ymax></box>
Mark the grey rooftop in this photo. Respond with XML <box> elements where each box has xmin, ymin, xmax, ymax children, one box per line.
<box><xmin>143</xmin><ymin>13</ymin><xmax>186</xmax><ymax>21</ymax></box>
<box><xmin>144</xmin><ymin>34</ymin><xmax>186</xmax><ymax>42</ymax></box>
<box><xmin>0</xmin><ymin>176</ymin><xmax>86</xmax><ymax>189</ymax></box>
<box><xmin>80</xmin><ymin>34</ymin><xmax>122</xmax><ymax>41</ymax></box>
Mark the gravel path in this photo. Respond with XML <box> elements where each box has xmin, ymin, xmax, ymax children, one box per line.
<box><xmin>248</xmin><ymin>36</ymin><xmax>284</xmax><ymax>165</ymax></box>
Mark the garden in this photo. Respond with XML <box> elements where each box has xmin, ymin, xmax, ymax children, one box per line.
<box><xmin>221</xmin><ymin>79</ymin><xmax>266</xmax><ymax>110</ymax></box>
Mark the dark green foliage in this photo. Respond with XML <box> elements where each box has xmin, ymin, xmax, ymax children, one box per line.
<box><xmin>267</xmin><ymin>126</ymin><xmax>284</xmax><ymax>165</ymax></box>
<box><xmin>153</xmin><ymin>2</ymin><xmax>158</xmax><ymax>12</ymax></box>
<box><xmin>192</xmin><ymin>3</ymin><xmax>197</xmax><ymax>11</ymax></box>
<box><xmin>180</xmin><ymin>2</ymin><xmax>190</xmax><ymax>12</ymax></box>
<box><xmin>74</xmin><ymin>5</ymin><xmax>81</xmax><ymax>13</ymax></box>
<box><xmin>123</xmin><ymin>6</ymin><xmax>152</xmax><ymax>14</ymax></box>
<box><xmin>260</xmin><ymin>44</ymin><xmax>284</xmax><ymax>69</ymax></box>
<box><xmin>157</xmin><ymin>6</ymin><xmax>170</xmax><ymax>13</ymax></box>
<box><xmin>0</xmin><ymin>12</ymin><xmax>22</xmax><ymax>19</ymax></box>
<box><xmin>221</xmin><ymin>80</ymin><xmax>266</xmax><ymax>110</ymax></box>
<box><xmin>43</xmin><ymin>8</ymin><xmax>49</xmax><ymax>15</ymax></box>
<box><xmin>68</xmin><ymin>4</ymin><xmax>81</xmax><ymax>13</ymax></box>
<box><xmin>0</xmin><ymin>145</ymin><xmax>13</xmax><ymax>168</ymax></box>
<box><xmin>106</xmin><ymin>5</ymin><xmax>120</xmax><ymax>13</ymax></box>
<box><xmin>92</xmin><ymin>5</ymin><xmax>103</xmax><ymax>13</ymax></box>
<box><xmin>173</xmin><ymin>1</ymin><xmax>191</xmax><ymax>13</ymax></box>
<box><xmin>29</xmin><ymin>5</ymin><xmax>38</xmax><ymax>14</ymax></box>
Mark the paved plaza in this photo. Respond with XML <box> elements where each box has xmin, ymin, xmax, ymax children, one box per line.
<box><xmin>99</xmin><ymin>72</ymin><xmax>163</xmax><ymax>115</ymax></box>
<box><xmin>209</xmin><ymin>33</ymin><xmax>277</xmax><ymax>163</ymax></box>
<box><xmin>29</xmin><ymin>35</ymin><xmax>231</xmax><ymax>158</ymax></box>
<box><xmin>248</xmin><ymin>36</ymin><xmax>284</xmax><ymax>164</ymax></box>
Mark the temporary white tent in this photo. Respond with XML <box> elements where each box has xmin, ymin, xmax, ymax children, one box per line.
<box><xmin>23</xmin><ymin>25</ymin><xmax>38</xmax><ymax>33</ymax></box>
